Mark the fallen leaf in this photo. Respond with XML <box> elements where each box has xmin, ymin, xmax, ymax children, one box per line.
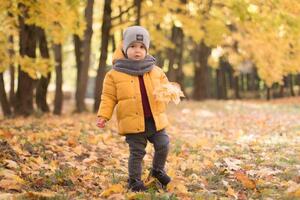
<box><xmin>167</xmin><ymin>180</ymin><xmax>188</xmax><ymax>194</ymax></box>
<box><xmin>67</xmin><ymin>137</ymin><xmax>78</xmax><ymax>147</ymax></box>
<box><xmin>144</xmin><ymin>177</ymin><xmax>156</xmax><ymax>187</ymax></box>
<box><xmin>73</xmin><ymin>145</ymin><xmax>83</xmax><ymax>155</ymax></box>
<box><xmin>237</xmin><ymin>190</ymin><xmax>247</xmax><ymax>200</ymax></box>
<box><xmin>27</xmin><ymin>191</ymin><xmax>56</xmax><ymax>198</ymax></box>
<box><xmin>203</xmin><ymin>159</ymin><xmax>214</xmax><ymax>169</ymax></box>
<box><xmin>107</xmin><ymin>193</ymin><xmax>125</xmax><ymax>200</ymax></box>
<box><xmin>82</xmin><ymin>155</ymin><xmax>98</xmax><ymax>164</ymax></box>
<box><xmin>0</xmin><ymin>179</ymin><xmax>23</xmax><ymax>191</ymax></box>
<box><xmin>286</xmin><ymin>182</ymin><xmax>300</xmax><ymax>197</ymax></box>
<box><xmin>0</xmin><ymin>169</ymin><xmax>24</xmax><ymax>183</ymax></box>
<box><xmin>0</xmin><ymin>130</ymin><xmax>14</xmax><ymax>139</ymax></box>
<box><xmin>4</xmin><ymin>159</ymin><xmax>18</xmax><ymax>169</ymax></box>
<box><xmin>100</xmin><ymin>184</ymin><xmax>124</xmax><ymax>198</ymax></box>
<box><xmin>248</xmin><ymin>167</ymin><xmax>282</xmax><ymax>178</ymax></box>
<box><xmin>227</xmin><ymin>185</ymin><xmax>238</xmax><ymax>198</ymax></box>
<box><xmin>0</xmin><ymin>193</ymin><xmax>14</xmax><ymax>200</ymax></box>
<box><xmin>224</xmin><ymin>157</ymin><xmax>242</xmax><ymax>171</ymax></box>
<box><xmin>235</xmin><ymin>170</ymin><xmax>256</xmax><ymax>189</ymax></box>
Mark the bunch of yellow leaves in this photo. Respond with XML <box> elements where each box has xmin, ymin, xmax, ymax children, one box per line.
<box><xmin>153</xmin><ymin>82</ymin><xmax>184</xmax><ymax>104</ymax></box>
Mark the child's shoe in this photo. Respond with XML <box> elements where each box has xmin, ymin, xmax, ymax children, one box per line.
<box><xmin>151</xmin><ymin>169</ymin><xmax>171</xmax><ymax>187</ymax></box>
<box><xmin>128</xmin><ymin>179</ymin><xmax>147</xmax><ymax>192</ymax></box>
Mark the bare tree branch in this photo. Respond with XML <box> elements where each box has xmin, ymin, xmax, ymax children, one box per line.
<box><xmin>111</xmin><ymin>5</ymin><xmax>135</xmax><ymax>21</ymax></box>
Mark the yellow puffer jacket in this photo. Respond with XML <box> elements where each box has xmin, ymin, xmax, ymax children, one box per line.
<box><xmin>97</xmin><ymin>46</ymin><xmax>169</xmax><ymax>135</ymax></box>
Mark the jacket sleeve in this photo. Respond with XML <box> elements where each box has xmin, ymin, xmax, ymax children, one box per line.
<box><xmin>97</xmin><ymin>71</ymin><xmax>117</xmax><ymax>120</ymax></box>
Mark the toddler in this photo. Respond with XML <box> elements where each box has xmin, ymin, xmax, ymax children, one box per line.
<box><xmin>97</xmin><ymin>26</ymin><xmax>171</xmax><ymax>192</ymax></box>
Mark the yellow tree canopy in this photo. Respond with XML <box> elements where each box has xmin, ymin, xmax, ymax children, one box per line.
<box><xmin>0</xmin><ymin>0</ymin><xmax>85</xmax><ymax>78</ymax></box>
<box><xmin>0</xmin><ymin>1</ymin><xmax>18</xmax><ymax>73</ymax></box>
<box><xmin>223</xmin><ymin>0</ymin><xmax>300</xmax><ymax>86</ymax></box>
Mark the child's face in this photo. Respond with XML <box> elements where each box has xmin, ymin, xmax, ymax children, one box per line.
<box><xmin>126</xmin><ymin>42</ymin><xmax>147</xmax><ymax>60</ymax></box>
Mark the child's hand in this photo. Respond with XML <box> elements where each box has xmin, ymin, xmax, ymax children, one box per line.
<box><xmin>96</xmin><ymin>117</ymin><xmax>107</xmax><ymax>128</ymax></box>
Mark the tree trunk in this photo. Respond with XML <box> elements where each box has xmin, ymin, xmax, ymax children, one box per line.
<box><xmin>0</xmin><ymin>73</ymin><xmax>12</xmax><ymax>116</ymax></box>
<box><xmin>234</xmin><ymin>75</ymin><xmax>240</xmax><ymax>99</ymax></box>
<box><xmin>74</xmin><ymin>34</ymin><xmax>82</xmax><ymax>89</ymax></box>
<box><xmin>75</xmin><ymin>0</ymin><xmax>94</xmax><ymax>113</ymax></box>
<box><xmin>279</xmin><ymin>76</ymin><xmax>289</xmax><ymax>97</ymax></box>
<box><xmin>167</xmin><ymin>26</ymin><xmax>178</xmax><ymax>82</ymax></box>
<box><xmin>134</xmin><ymin>0</ymin><xmax>142</xmax><ymax>25</ymax></box>
<box><xmin>246</xmin><ymin>74</ymin><xmax>251</xmax><ymax>91</ymax></box>
<box><xmin>218</xmin><ymin>59</ymin><xmax>229</xmax><ymax>99</ymax></box>
<box><xmin>192</xmin><ymin>41</ymin><xmax>211</xmax><ymax>100</ymax></box>
<box><xmin>228</xmin><ymin>66</ymin><xmax>234</xmax><ymax>89</ymax></box>
<box><xmin>167</xmin><ymin>26</ymin><xmax>185</xmax><ymax>90</ymax></box>
<box><xmin>289</xmin><ymin>74</ymin><xmax>295</xmax><ymax>96</ymax></box>
<box><xmin>253</xmin><ymin>67</ymin><xmax>260</xmax><ymax>97</ymax></box>
<box><xmin>8</xmin><ymin>35</ymin><xmax>15</xmax><ymax>108</ymax></box>
<box><xmin>241</xmin><ymin>74</ymin><xmax>245</xmax><ymax>91</ymax></box>
<box><xmin>248</xmin><ymin>71</ymin><xmax>256</xmax><ymax>91</ymax></box>
<box><xmin>36</xmin><ymin>27</ymin><xmax>51</xmax><ymax>112</ymax></box>
<box><xmin>298</xmin><ymin>74</ymin><xmax>300</xmax><ymax>96</ymax></box>
<box><xmin>53</xmin><ymin>44</ymin><xmax>63</xmax><ymax>115</ymax></box>
<box><xmin>74</xmin><ymin>34</ymin><xmax>82</xmax><ymax>112</ymax></box>
<box><xmin>266</xmin><ymin>88</ymin><xmax>271</xmax><ymax>100</ymax></box>
<box><xmin>15</xmin><ymin>9</ymin><xmax>37</xmax><ymax>116</ymax></box>
<box><xmin>154</xmin><ymin>25</ymin><xmax>164</xmax><ymax>67</ymax></box>
<box><xmin>279</xmin><ymin>83</ymin><xmax>284</xmax><ymax>98</ymax></box>
<box><xmin>111</xmin><ymin>34</ymin><xmax>116</xmax><ymax>52</ymax></box>
<box><xmin>94</xmin><ymin>0</ymin><xmax>112</xmax><ymax>112</ymax></box>
<box><xmin>266</xmin><ymin>86</ymin><xmax>271</xmax><ymax>100</ymax></box>
<box><xmin>216</xmin><ymin>67</ymin><xmax>227</xmax><ymax>99</ymax></box>
<box><xmin>176</xmin><ymin>27</ymin><xmax>188</xmax><ymax>99</ymax></box>
<box><xmin>216</xmin><ymin>69</ymin><xmax>221</xmax><ymax>99</ymax></box>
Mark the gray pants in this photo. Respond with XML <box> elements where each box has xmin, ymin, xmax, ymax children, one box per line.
<box><xmin>125</xmin><ymin>117</ymin><xmax>170</xmax><ymax>180</ymax></box>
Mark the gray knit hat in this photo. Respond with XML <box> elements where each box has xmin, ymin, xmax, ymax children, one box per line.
<box><xmin>122</xmin><ymin>26</ymin><xmax>150</xmax><ymax>54</ymax></box>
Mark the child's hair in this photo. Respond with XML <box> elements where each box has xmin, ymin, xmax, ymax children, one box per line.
<box><xmin>122</xmin><ymin>26</ymin><xmax>150</xmax><ymax>54</ymax></box>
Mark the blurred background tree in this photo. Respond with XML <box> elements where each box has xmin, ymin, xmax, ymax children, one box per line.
<box><xmin>0</xmin><ymin>0</ymin><xmax>299</xmax><ymax>117</ymax></box>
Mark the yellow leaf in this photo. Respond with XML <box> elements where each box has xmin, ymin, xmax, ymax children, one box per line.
<box><xmin>153</xmin><ymin>82</ymin><xmax>184</xmax><ymax>104</ymax></box>
<box><xmin>0</xmin><ymin>130</ymin><xmax>14</xmax><ymax>139</ymax></box>
<box><xmin>144</xmin><ymin>177</ymin><xmax>156</xmax><ymax>187</ymax></box>
<box><xmin>106</xmin><ymin>193</ymin><xmax>125</xmax><ymax>200</ymax></box>
<box><xmin>167</xmin><ymin>180</ymin><xmax>188</xmax><ymax>194</ymax></box>
<box><xmin>0</xmin><ymin>193</ymin><xmax>14</xmax><ymax>200</ymax></box>
<box><xmin>167</xmin><ymin>168</ymin><xmax>176</xmax><ymax>178</ymax></box>
<box><xmin>4</xmin><ymin>159</ymin><xmax>18</xmax><ymax>169</ymax></box>
<box><xmin>27</xmin><ymin>191</ymin><xmax>56</xmax><ymax>198</ymax></box>
<box><xmin>87</xmin><ymin>134</ymin><xmax>103</xmax><ymax>145</ymax></box>
<box><xmin>67</xmin><ymin>137</ymin><xmax>78</xmax><ymax>147</ymax></box>
<box><xmin>73</xmin><ymin>145</ymin><xmax>83</xmax><ymax>155</ymax></box>
<box><xmin>203</xmin><ymin>159</ymin><xmax>214</xmax><ymax>169</ymax></box>
<box><xmin>82</xmin><ymin>155</ymin><xmax>98</xmax><ymax>165</ymax></box>
<box><xmin>0</xmin><ymin>175</ymin><xmax>25</xmax><ymax>191</ymax></box>
<box><xmin>0</xmin><ymin>169</ymin><xmax>23</xmax><ymax>182</ymax></box>
<box><xmin>126</xmin><ymin>192</ymin><xmax>144</xmax><ymax>200</ymax></box>
<box><xmin>0</xmin><ymin>179</ymin><xmax>20</xmax><ymax>190</ymax></box>
<box><xmin>227</xmin><ymin>185</ymin><xmax>237</xmax><ymax>198</ymax></box>
<box><xmin>49</xmin><ymin>160</ymin><xmax>58</xmax><ymax>172</ymax></box>
<box><xmin>224</xmin><ymin>157</ymin><xmax>242</xmax><ymax>171</ymax></box>
<box><xmin>286</xmin><ymin>183</ymin><xmax>300</xmax><ymax>197</ymax></box>
<box><xmin>235</xmin><ymin>170</ymin><xmax>256</xmax><ymax>189</ymax></box>
<box><xmin>100</xmin><ymin>184</ymin><xmax>124</xmax><ymax>198</ymax></box>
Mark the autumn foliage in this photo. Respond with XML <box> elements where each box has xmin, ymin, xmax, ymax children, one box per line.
<box><xmin>1</xmin><ymin>100</ymin><xmax>300</xmax><ymax>199</ymax></box>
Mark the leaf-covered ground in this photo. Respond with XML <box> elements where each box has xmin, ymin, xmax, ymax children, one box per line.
<box><xmin>0</xmin><ymin>99</ymin><xmax>300</xmax><ymax>199</ymax></box>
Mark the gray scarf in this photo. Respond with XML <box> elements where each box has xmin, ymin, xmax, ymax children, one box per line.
<box><xmin>112</xmin><ymin>55</ymin><xmax>156</xmax><ymax>76</ymax></box>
